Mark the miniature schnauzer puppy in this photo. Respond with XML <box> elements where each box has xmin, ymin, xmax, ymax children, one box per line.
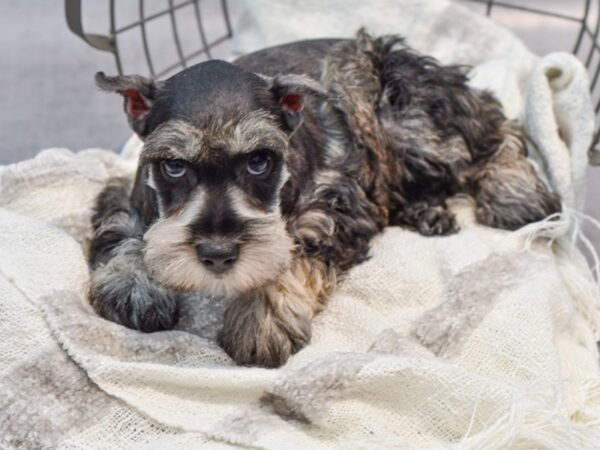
<box><xmin>89</xmin><ymin>30</ymin><xmax>560</xmax><ymax>367</ymax></box>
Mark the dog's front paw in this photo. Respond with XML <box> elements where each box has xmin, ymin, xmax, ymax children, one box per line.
<box><xmin>218</xmin><ymin>289</ymin><xmax>312</xmax><ymax>368</ymax></box>
<box><xmin>90</xmin><ymin>258</ymin><xmax>179</xmax><ymax>332</ymax></box>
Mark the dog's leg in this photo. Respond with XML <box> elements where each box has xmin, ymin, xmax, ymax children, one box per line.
<box><xmin>218</xmin><ymin>257</ymin><xmax>334</xmax><ymax>367</ymax></box>
<box><xmin>89</xmin><ymin>178</ymin><xmax>179</xmax><ymax>332</ymax></box>
<box><xmin>390</xmin><ymin>200</ymin><xmax>458</xmax><ymax>236</ymax></box>
<box><xmin>472</xmin><ymin>133</ymin><xmax>561</xmax><ymax>230</ymax></box>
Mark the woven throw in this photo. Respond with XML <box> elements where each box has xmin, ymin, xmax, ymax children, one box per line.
<box><xmin>1</xmin><ymin>0</ymin><xmax>599</xmax><ymax>447</ymax></box>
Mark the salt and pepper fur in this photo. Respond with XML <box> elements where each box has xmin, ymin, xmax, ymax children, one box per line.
<box><xmin>89</xmin><ymin>31</ymin><xmax>560</xmax><ymax>367</ymax></box>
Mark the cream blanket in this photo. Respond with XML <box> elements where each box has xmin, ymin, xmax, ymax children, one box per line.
<box><xmin>1</xmin><ymin>0</ymin><xmax>600</xmax><ymax>448</ymax></box>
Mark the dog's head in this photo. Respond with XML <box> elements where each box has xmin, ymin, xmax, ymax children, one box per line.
<box><xmin>97</xmin><ymin>61</ymin><xmax>326</xmax><ymax>297</ymax></box>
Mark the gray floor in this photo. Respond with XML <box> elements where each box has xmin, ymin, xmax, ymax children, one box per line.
<box><xmin>1</xmin><ymin>0</ymin><xmax>599</xmax><ymax>249</ymax></box>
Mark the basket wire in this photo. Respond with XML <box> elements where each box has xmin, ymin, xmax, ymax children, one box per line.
<box><xmin>461</xmin><ymin>0</ymin><xmax>600</xmax><ymax>156</ymax></box>
<box><xmin>66</xmin><ymin>0</ymin><xmax>232</xmax><ymax>78</ymax></box>
<box><xmin>66</xmin><ymin>0</ymin><xmax>600</xmax><ymax>160</ymax></box>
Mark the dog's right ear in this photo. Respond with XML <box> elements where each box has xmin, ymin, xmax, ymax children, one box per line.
<box><xmin>95</xmin><ymin>72</ymin><xmax>160</xmax><ymax>138</ymax></box>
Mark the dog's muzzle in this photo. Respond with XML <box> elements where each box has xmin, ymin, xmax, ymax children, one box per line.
<box><xmin>197</xmin><ymin>242</ymin><xmax>240</xmax><ymax>274</ymax></box>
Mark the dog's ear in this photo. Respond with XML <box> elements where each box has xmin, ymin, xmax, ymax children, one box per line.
<box><xmin>95</xmin><ymin>72</ymin><xmax>160</xmax><ymax>138</ymax></box>
<box><xmin>264</xmin><ymin>74</ymin><xmax>327</xmax><ymax>132</ymax></box>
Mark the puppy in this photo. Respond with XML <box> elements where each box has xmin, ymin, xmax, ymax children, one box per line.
<box><xmin>89</xmin><ymin>30</ymin><xmax>560</xmax><ymax>367</ymax></box>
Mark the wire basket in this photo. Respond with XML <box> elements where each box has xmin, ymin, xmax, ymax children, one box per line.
<box><xmin>65</xmin><ymin>0</ymin><xmax>233</xmax><ymax>78</ymax></box>
<box><xmin>65</xmin><ymin>0</ymin><xmax>600</xmax><ymax>161</ymax></box>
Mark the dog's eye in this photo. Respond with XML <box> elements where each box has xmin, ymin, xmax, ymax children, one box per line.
<box><xmin>161</xmin><ymin>159</ymin><xmax>187</xmax><ymax>179</ymax></box>
<box><xmin>247</xmin><ymin>152</ymin><xmax>270</xmax><ymax>176</ymax></box>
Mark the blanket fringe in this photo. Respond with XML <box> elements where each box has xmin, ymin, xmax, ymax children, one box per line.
<box><xmin>455</xmin><ymin>384</ymin><xmax>600</xmax><ymax>450</ymax></box>
<box><xmin>514</xmin><ymin>208</ymin><xmax>600</xmax><ymax>339</ymax></box>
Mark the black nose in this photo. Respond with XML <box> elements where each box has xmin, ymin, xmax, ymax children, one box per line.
<box><xmin>197</xmin><ymin>242</ymin><xmax>240</xmax><ymax>274</ymax></box>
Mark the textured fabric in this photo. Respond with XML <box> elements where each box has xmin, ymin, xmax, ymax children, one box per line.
<box><xmin>1</xmin><ymin>0</ymin><xmax>600</xmax><ymax>448</ymax></box>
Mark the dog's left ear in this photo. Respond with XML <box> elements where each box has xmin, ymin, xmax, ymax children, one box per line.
<box><xmin>264</xmin><ymin>74</ymin><xmax>327</xmax><ymax>132</ymax></box>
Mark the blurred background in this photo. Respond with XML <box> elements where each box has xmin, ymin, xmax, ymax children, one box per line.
<box><xmin>1</xmin><ymin>0</ymin><xmax>599</xmax><ymax>244</ymax></box>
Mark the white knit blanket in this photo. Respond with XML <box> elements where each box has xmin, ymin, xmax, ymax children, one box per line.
<box><xmin>1</xmin><ymin>0</ymin><xmax>600</xmax><ymax>448</ymax></box>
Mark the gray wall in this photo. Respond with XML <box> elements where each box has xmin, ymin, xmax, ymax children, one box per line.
<box><xmin>0</xmin><ymin>0</ymin><xmax>236</xmax><ymax>164</ymax></box>
<box><xmin>0</xmin><ymin>1</ymin><xmax>129</xmax><ymax>163</ymax></box>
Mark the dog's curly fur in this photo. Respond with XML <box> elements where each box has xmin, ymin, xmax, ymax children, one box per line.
<box><xmin>89</xmin><ymin>31</ymin><xmax>560</xmax><ymax>367</ymax></box>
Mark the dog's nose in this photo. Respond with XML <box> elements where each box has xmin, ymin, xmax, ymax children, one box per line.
<box><xmin>197</xmin><ymin>242</ymin><xmax>240</xmax><ymax>274</ymax></box>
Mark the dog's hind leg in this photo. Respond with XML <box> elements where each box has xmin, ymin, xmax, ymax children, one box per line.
<box><xmin>472</xmin><ymin>132</ymin><xmax>561</xmax><ymax>230</ymax></box>
<box><xmin>89</xmin><ymin>177</ymin><xmax>179</xmax><ymax>332</ymax></box>
<box><xmin>390</xmin><ymin>200</ymin><xmax>459</xmax><ymax>236</ymax></box>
